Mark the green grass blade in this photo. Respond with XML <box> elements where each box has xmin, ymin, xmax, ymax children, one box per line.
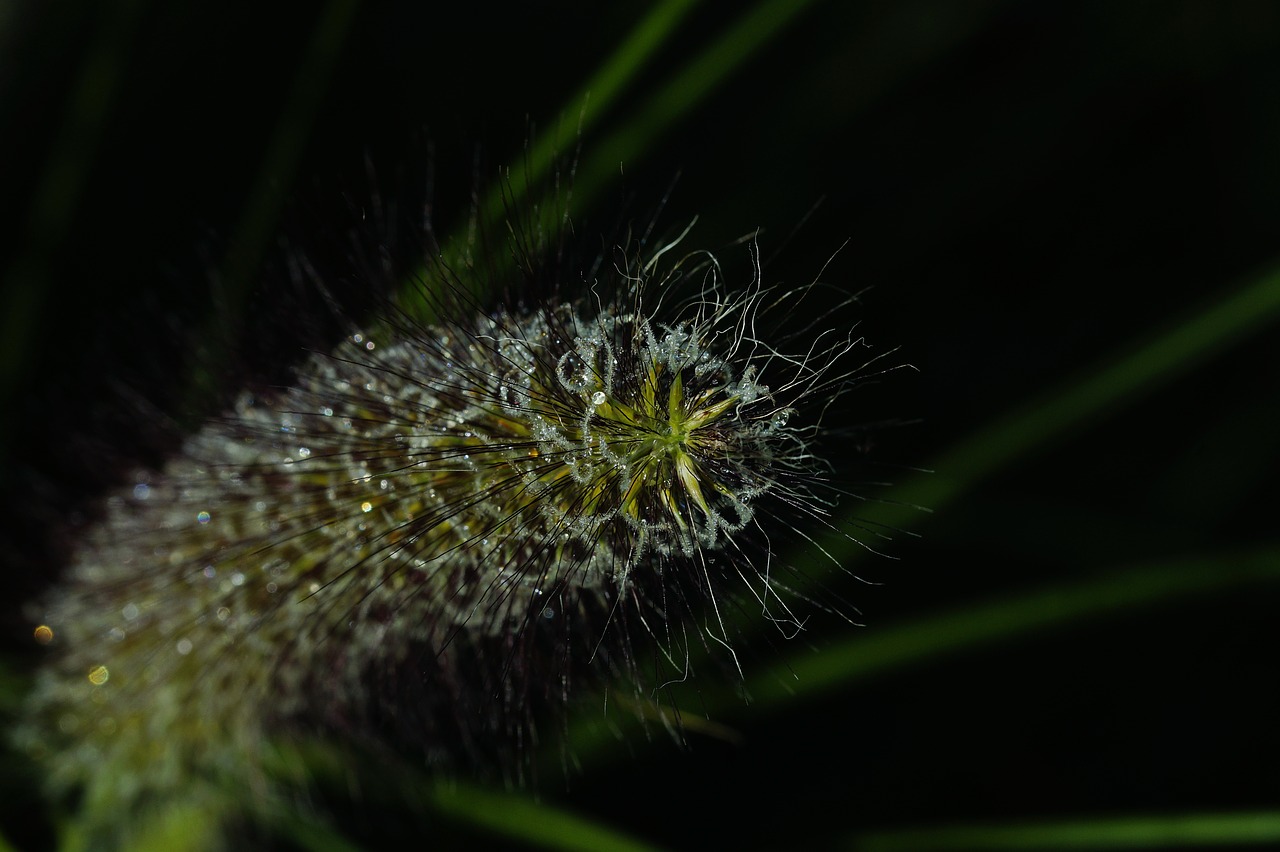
<box><xmin>746</xmin><ymin>543</ymin><xmax>1280</xmax><ymax>711</ymax></box>
<box><xmin>427</xmin><ymin>782</ymin><xmax>661</xmax><ymax>852</ymax></box>
<box><xmin>851</xmin><ymin>811</ymin><xmax>1280</xmax><ymax>850</ymax></box>
<box><xmin>266</xmin><ymin>814</ymin><xmax>366</xmax><ymax>852</ymax></box>
<box><xmin>469</xmin><ymin>0</ymin><xmax>701</xmax><ymax>245</ymax></box>
<box><xmin>408</xmin><ymin>0</ymin><xmax>700</xmax><ymax>321</ymax></box>
<box><xmin>179</xmin><ymin>0</ymin><xmax>360</xmax><ymax>416</ymax></box>
<box><xmin>412</xmin><ymin>0</ymin><xmax>824</xmax><ymax>314</ymax></box>
<box><xmin>570</xmin><ymin>0</ymin><xmax>823</xmax><ymax>211</ymax></box>
<box><xmin>262</xmin><ymin>740</ymin><xmax>659</xmax><ymax>851</ymax></box>
<box><xmin>562</xmin><ymin>544</ymin><xmax>1280</xmax><ymax>762</ymax></box>
<box><xmin>0</xmin><ymin>0</ymin><xmax>147</xmax><ymax>449</ymax></box>
<box><xmin>216</xmin><ymin>0</ymin><xmax>361</xmax><ymax>310</ymax></box>
<box><xmin>831</xmin><ymin>260</ymin><xmax>1280</xmax><ymax>564</ymax></box>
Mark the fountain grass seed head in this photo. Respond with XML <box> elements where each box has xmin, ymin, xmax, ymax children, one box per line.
<box><xmin>17</xmin><ymin>207</ymin><xmax>887</xmax><ymax>845</ymax></box>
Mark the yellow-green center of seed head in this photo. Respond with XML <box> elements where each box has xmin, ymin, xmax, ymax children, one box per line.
<box><xmin>595</xmin><ymin>359</ymin><xmax>738</xmax><ymax>534</ymax></box>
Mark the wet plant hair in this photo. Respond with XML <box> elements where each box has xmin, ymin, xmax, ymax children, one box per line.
<box><xmin>14</xmin><ymin>163</ymin><xmax>894</xmax><ymax>847</ymax></box>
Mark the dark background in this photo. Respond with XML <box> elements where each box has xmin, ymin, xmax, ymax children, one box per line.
<box><xmin>2</xmin><ymin>1</ymin><xmax>1278</xmax><ymax>849</ymax></box>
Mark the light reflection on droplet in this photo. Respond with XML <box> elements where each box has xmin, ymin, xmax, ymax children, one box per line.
<box><xmin>33</xmin><ymin>625</ymin><xmax>54</xmax><ymax>644</ymax></box>
<box><xmin>196</xmin><ymin>511</ymin><xmax>211</xmax><ymax>525</ymax></box>
<box><xmin>87</xmin><ymin>665</ymin><xmax>109</xmax><ymax>685</ymax></box>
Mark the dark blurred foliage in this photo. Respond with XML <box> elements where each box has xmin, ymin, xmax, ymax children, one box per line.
<box><xmin>2</xmin><ymin>1</ymin><xmax>1278</xmax><ymax>849</ymax></box>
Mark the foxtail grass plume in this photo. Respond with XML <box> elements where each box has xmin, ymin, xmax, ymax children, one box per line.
<box><xmin>17</xmin><ymin>221</ymin><xmax>880</xmax><ymax>846</ymax></box>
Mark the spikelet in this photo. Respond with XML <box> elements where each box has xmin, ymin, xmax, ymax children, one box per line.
<box><xmin>16</xmin><ymin>213</ymin><xmax>874</xmax><ymax>846</ymax></box>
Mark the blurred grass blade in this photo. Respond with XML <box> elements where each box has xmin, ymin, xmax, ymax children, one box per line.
<box><xmin>562</xmin><ymin>544</ymin><xmax>1280</xmax><ymax>761</ymax></box>
<box><xmin>267</xmin><ymin>814</ymin><xmax>365</xmax><ymax>852</ymax></box>
<box><xmin>851</xmin><ymin>811</ymin><xmax>1280</xmax><ymax>851</ymax></box>
<box><xmin>469</xmin><ymin>0</ymin><xmax>701</xmax><ymax>245</ymax></box>
<box><xmin>826</xmin><ymin>260</ymin><xmax>1280</xmax><ymax>565</ymax></box>
<box><xmin>180</xmin><ymin>0</ymin><xmax>360</xmax><ymax>416</ymax></box>
<box><xmin>427</xmin><ymin>782</ymin><xmax>659</xmax><ymax>852</ymax></box>
<box><xmin>0</xmin><ymin>0</ymin><xmax>147</xmax><ymax>448</ymax></box>
<box><xmin>570</xmin><ymin>0</ymin><xmax>823</xmax><ymax>201</ymax></box>
<box><xmin>418</xmin><ymin>0</ymin><xmax>824</xmax><ymax>312</ymax></box>
<box><xmin>263</xmin><ymin>741</ymin><xmax>657</xmax><ymax>851</ymax></box>
<box><xmin>746</xmin><ymin>543</ymin><xmax>1280</xmax><ymax>711</ymax></box>
<box><xmin>215</xmin><ymin>0</ymin><xmax>361</xmax><ymax>314</ymax></box>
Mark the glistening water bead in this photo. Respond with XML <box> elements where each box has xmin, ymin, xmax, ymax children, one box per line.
<box><xmin>18</xmin><ymin>241</ymin><xmax>868</xmax><ymax>838</ymax></box>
